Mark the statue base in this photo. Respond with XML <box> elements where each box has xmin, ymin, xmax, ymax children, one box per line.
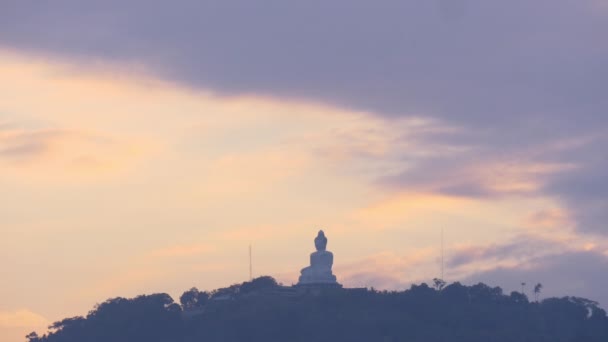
<box><xmin>295</xmin><ymin>282</ymin><xmax>342</xmax><ymax>288</ymax></box>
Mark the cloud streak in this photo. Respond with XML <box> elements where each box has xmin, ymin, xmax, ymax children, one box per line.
<box><xmin>0</xmin><ymin>127</ymin><xmax>61</xmax><ymax>161</ymax></box>
<box><xmin>463</xmin><ymin>250</ymin><xmax>608</xmax><ymax>307</ymax></box>
<box><xmin>0</xmin><ymin>125</ymin><xmax>147</xmax><ymax>181</ymax></box>
<box><xmin>0</xmin><ymin>310</ymin><xmax>48</xmax><ymax>328</ymax></box>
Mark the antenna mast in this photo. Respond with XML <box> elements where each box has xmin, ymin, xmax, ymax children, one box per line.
<box><xmin>249</xmin><ymin>244</ymin><xmax>253</xmax><ymax>281</ymax></box>
<box><xmin>441</xmin><ymin>228</ymin><xmax>444</xmax><ymax>281</ymax></box>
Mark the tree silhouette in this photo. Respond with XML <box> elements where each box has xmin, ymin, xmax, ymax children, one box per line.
<box><xmin>25</xmin><ymin>332</ymin><xmax>40</xmax><ymax>342</ymax></box>
<box><xmin>534</xmin><ymin>283</ymin><xmax>543</xmax><ymax>302</ymax></box>
<box><xmin>432</xmin><ymin>278</ymin><xmax>446</xmax><ymax>291</ymax></box>
<box><xmin>180</xmin><ymin>287</ymin><xmax>209</xmax><ymax>310</ymax></box>
<box><xmin>26</xmin><ymin>277</ymin><xmax>608</xmax><ymax>342</ymax></box>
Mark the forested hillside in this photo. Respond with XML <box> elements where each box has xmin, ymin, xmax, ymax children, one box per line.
<box><xmin>26</xmin><ymin>276</ymin><xmax>608</xmax><ymax>342</ymax></box>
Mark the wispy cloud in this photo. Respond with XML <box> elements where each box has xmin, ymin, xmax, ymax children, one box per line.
<box><xmin>0</xmin><ymin>127</ymin><xmax>64</xmax><ymax>161</ymax></box>
<box><xmin>463</xmin><ymin>249</ymin><xmax>608</xmax><ymax>306</ymax></box>
<box><xmin>524</xmin><ymin>208</ymin><xmax>573</xmax><ymax>230</ymax></box>
<box><xmin>336</xmin><ymin>248</ymin><xmax>437</xmax><ymax>289</ymax></box>
<box><xmin>0</xmin><ymin>124</ymin><xmax>150</xmax><ymax>181</ymax></box>
<box><xmin>334</xmin><ymin>230</ymin><xmax>608</xmax><ymax>294</ymax></box>
<box><xmin>148</xmin><ymin>243</ymin><xmax>215</xmax><ymax>258</ymax></box>
<box><xmin>0</xmin><ymin>310</ymin><xmax>48</xmax><ymax>328</ymax></box>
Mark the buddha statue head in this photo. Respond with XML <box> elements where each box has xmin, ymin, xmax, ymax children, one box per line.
<box><xmin>314</xmin><ymin>230</ymin><xmax>328</xmax><ymax>251</ymax></box>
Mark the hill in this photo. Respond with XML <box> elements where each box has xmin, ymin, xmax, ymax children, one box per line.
<box><xmin>26</xmin><ymin>276</ymin><xmax>608</xmax><ymax>342</ymax></box>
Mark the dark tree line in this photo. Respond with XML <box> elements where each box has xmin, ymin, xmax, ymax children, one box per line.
<box><xmin>26</xmin><ymin>276</ymin><xmax>608</xmax><ymax>342</ymax></box>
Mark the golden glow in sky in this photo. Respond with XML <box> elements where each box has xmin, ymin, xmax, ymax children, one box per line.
<box><xmin>0</xmin><ymin>51</ymin><xmax>601</xmax><ymax>342</ymax></box>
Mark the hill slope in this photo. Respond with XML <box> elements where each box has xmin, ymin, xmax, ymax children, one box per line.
<box><xmin>26</xmin><ymin>277</ymin><xmax>608</xmax><ymax>342</ymax></box>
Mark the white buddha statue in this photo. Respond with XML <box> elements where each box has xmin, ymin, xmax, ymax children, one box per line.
<box><xmin>298</xmin><ymin>230</ymin><xmax>339</xmax><ymax>285</ymax></box>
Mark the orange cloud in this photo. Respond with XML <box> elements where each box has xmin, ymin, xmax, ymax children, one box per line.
<box><xmin>0</xmin><ymin>125</ymin><xmax>151</xmax><ymax>181</ymax></box>
<box><xmin>353</xmin><ymin>192</ymin><xmax>474</xmax><ymax>230</ymax></box>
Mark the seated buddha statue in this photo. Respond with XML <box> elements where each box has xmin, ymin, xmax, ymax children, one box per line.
<box><xmin>298</xmin><ymin>230</ymin><xmax>339</xmax><ymax>285</ymax></box>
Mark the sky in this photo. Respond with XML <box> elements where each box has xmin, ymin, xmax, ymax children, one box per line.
<box><xmin>1</xmin><ymin>0</ymin><xmax>607</xmax><ymax>341</ymax></box>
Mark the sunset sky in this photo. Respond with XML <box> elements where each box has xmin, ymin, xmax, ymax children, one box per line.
<box><xmin>2</xmin><ymin>1</ymin><xmax>608</xmax><ymax>341</ymax></box>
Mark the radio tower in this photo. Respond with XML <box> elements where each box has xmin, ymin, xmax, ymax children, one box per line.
<box><xmin>441</xmin><ymin>228</ymin><xmax>445</xmax><ymax>281</ymax></box>
<box><xmin>249</xmin><ymin>244</ymin><xmax>253</xmax><ymax>281</ymax></box>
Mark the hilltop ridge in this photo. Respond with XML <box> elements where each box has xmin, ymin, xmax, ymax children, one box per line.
<box><xmin>26</xmin><ymin>276</ymin><xmax>608</xmax><ymax>342</ymax></box>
